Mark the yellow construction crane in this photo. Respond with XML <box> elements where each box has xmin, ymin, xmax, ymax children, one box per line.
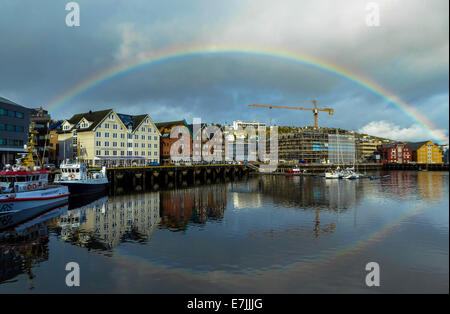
<box><xmin>248</xmin><ymin>100</ymin><xmax>334</xmax><ymax>130</ymax></box>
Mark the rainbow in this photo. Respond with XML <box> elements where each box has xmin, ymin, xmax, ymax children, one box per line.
<box><xmin>47</xmin><ymin>44</ymin><xmax>444</xmax><ymax>143</ymax></box>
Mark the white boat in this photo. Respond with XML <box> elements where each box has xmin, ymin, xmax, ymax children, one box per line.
<box><xmin>54</xmin><ymin>159</ymin><xmax>108</xmax><ymax>196</ymax></box>
<box><xmin>325</xmin><ymin>166</ymin><xmax>343</xmax><ymax>179</ymax></box>
<box><xmin>342</xmin><ymin>167</ymin><xmax>364</xmax><ymax>179</ymax></box>
<box><xmin>0</xmin><ymin>128</ymin><xmax>69</xmax><ymax>230</ymax></box>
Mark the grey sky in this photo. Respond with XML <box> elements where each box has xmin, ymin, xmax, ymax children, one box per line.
<box><xmin>0</xmin><ymin>0</ymin><xmax>448</xmax><ymax>142</ymax></box>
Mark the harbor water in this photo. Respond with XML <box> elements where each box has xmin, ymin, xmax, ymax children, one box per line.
<box><xmin>0</xmin><ymin>171</ymin><xmax>448</xmax><ymax>293</ymax></box>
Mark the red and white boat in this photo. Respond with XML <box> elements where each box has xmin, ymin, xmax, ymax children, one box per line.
<box><xmin>0</xmin><ymin>167</ymin><xmax>69</xmax><ymax>230</ymax></box>
<box><xmin>285</xmin><ymin>166</ymin><xmax>301</xmax><ymax>174</ymax></box>
<box><xmin>0</xmin><ymin>126</ymin><xmax>69</xmax><ymax>230</ymax></box>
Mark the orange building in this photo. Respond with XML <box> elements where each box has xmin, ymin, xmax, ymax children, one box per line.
<box><xmin>406</xmin><ymin>141</ymin><xmax>443</xmax><ymax>164</ymax></box>
<box><xmin>156</xmin><ymin>120</ymin><xmax>193</xmax><ymax>165</ymax></box>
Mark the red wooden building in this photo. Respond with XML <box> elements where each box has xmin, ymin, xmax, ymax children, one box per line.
<box><xmin>377</xmin><ymin>142</ymin><xmax>412</xmax><ymax>164</ymax></box>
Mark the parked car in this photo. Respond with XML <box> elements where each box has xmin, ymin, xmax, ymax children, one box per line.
<box><xmin>148</xmin><ymin>162</ymin><xmax>160</xmax><ymax>166</ymax></box>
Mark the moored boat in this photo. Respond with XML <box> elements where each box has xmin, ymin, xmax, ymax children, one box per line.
<box><xmin>325</xmin><ymin>167</ymin><xmax>343</xmax><ymax>179</ymax></box>
<box><xmin>285</xmin><ymin>166</ymin><xmax>301</xmax><ymax>174</ymax></box>
<box><xmin>0</xmin><ymin>128</ymin><xmax>69</xmax><ymax>230</ymax></box>
<box><xmin>54</xmin><ymin>159</ymin><xmax>109</xmax><ymax>196</ymax></box>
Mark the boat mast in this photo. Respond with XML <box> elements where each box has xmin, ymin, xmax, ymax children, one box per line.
<box><xmin>20</xmin><ymin>123</ymin><xmax>40</xmax><ymax>168</ymax></box>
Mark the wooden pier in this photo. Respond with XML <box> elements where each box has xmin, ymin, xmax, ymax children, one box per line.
<box><xmin>382</xmin><ymin>163</ymin><xmax>449</xmax><ymax>171</ymax></box>
<box><xmin>87</xmin><ymin>164</ymin><xmax>250</xmax><ymax>189</ymax></box>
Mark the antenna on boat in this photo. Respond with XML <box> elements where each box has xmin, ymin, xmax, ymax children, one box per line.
<box><xmin>20</xmin><ymin>123</ymin><xmax>41</xmax><ymax>168</ymax></box>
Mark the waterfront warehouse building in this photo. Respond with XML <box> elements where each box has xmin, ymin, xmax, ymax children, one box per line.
<box><xmin>0</xmin><ymin>96</ymin><xmax>30</xmax><ymax>166</ymax></box>
<box><xmin>156</xmin><ymin>120</ymin><xmax>193</xmax><ymax>165</ymax></box>
<box><xmin>406</xmin><ymin>141</ymin><xmax>443</xmax><ymax>164</ymax></box>
<box><xmin>377</xmin><ymin>142</ymin><xmax>413</xmax><ymax>164</ymax></box>
<box><xmin>57</xmin><ymin>109</ymin><xmax>161</xmax><ymax>167</ymax></box>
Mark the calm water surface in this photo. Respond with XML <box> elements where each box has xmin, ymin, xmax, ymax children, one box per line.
<box><xmin>0</xmin><ymin>171</ymin><xmax>448</xmax><ymax>293</ymax></box>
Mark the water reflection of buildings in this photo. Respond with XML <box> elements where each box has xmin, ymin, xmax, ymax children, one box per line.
<box><xmin>416</xmin><ymin>171</ymin><xmax>445</xmax><ymax>201</ymax></box>
<box><xmin>243</xmin><ymin>176</ymin><xmax>362</xmax><ymax>210</ymax></box>
<box><xmin>58</xmin><ymin>192</ymin><xmax>160</xmax><ymax>250</ymax></box>
<box><xmin>160</xmin><ymin>184</ymin><xmax>227</xmax><ymax>230</ymax></box>
<box><xmin>0</xmin><ymin>205</ymin><xmax>67</xmax><ymax>287</ymax></box>
<box><xmin>376</xmin><ymin>171</ymin><xmax>446</xmax><ymax>202</ymax></box>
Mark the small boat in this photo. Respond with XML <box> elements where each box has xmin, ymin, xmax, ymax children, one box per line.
<box><xmin>54</xmin><ymin>159</ymin><xmax>108</xmax><ymax>196</ymax></box>
<box><xmin>0</xmin><ymin>128</ymin><xmax>69</xmax><ymax>230</ymax></box>
<box><xmin>286</xmin><ymin>166</ymin><xmax>301</xmax><ymax>174</ymax></box>
<box><xmin>325</xmin><ymin>167</ymin><xmax>343</xmax><ymax>179</ymax></box>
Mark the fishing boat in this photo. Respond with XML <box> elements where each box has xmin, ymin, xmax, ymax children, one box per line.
<box><xmin>285</xmin><ymin>166</ymin><xmax>301</xmax><ymax>174</ymax></box>
<box><xmin>0</xmin><ymin>127</ymin><xmax>69</xmax><ymax>230</ymax></box>
<box><xmin>54</xmin><ymin>159</ymin><xmax>108</xmax><ymax>196</ymax></box>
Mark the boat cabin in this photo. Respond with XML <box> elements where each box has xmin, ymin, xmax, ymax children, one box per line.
<box><xmin>55</xmin><ymin>160</ymin><xmax>106</xmax><ymax>182</ymax></box>
<box><xmin>58</xmin><ymin>163</ymin><xmax>89</xmax><ymax>181</ymax></box>
<box><xmin>0</xmin><ymin>170</ymin><xmax>50</xmax><ymax>193</ymax></box>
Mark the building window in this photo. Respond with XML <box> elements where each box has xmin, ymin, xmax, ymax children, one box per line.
<box><xmin>96</xmin><ymin>141</ymin><xmax>101</xmax><ymax>146</ymax></box>
<box><xmin>154</xmin><ymin>136</ymin><xmax>157</xmax><ymax>140</ymax></box>
<box><xmin>113</xmin><ymin>142</ymin><xmax>117</xmax><ymax>147</ymax></box>
<box><xmin>105</xmin><ymin>141</ymin><xmax>109</xmax><ymax>147</ymax></box>
<box><xmin>113</xmin><ymin>124</ymin><xmax>117</xmax><ymax>129</ymax></box>
<box><xmin>154</xmin><ymin>152</ymin><xmax>157</xmax><ymax>155</ymax></box>
<box><xmin>142</xmin><ymin>143</ymin><xmax>145</xmax><ymax>148</ymax></box>
<box><xmin>142</xmin><ymin>135</ymin><xmax>145</xmax><ymax>140</ymax></box>
<box><xmin>105</xmin><ymin>132</ymin><xmax>109</xmax><ymax>138</ymax></box>
<box><xmin>121</xmin><ymin>151</ymin><xmax>124</xmax><ymax>156</ymax></box>
<box><xmin>135</xmin><ymin>143</ymin><xmax>138</xmax><ymax>147</ymax></box>
<box><xmin>96</xmin><ymin>150</ymin><xmax>101</xmax><ymax>155</ymax></box>
<box><xmin>96</xmin><ymin>132</ymin><xmax>101</xmax><ymax>137</ymax></box>
<box><xmin>128</xmin><ymin>143</ymin><xmax>132</xmax><ymax>148</ymax></box>
<box><xmin>105</xmin><ymin>123</ymin><xmax>110</xmax><ymax>129</ymax></box>
<box><xmin>135</xmin><ymin>151</ymin><xmax>138</xmax><ymax>156</ymax></box>
<box><xmin>113</xmin><ymin>133</ymin><xmax>117</xmax><ymax>138</ymax></box>
<box><xmin>105</xmin><ymin>151</ymin><xmax>109</xmax><ymax>156</ymax></box>
<box><xmin>142</xmin><ymin>127</ymin><xmax>145</xmax><ymax>132</ymax></box>
<box><xmin>113</xmin><ymin>151</ymin><xmax>117</xmax><ymax>156</ymax></box>
<box><xmin>127</xmin><ymin>151</ymin><xmax>132</xmax><ymax>156</ymax></box>
<box><xmin>135</xmin><ymin>135</ymin><xmax>138</xmax><ymax>140</ymax></box>
<box><xmin>128</xmin><ymin>134</ymin><xmax>132</xmax><ymax>139</ymax></box>
<box><xmin>121</xmin><ymin>142</ymin><xmax>125</xmax><ymax>147</ymax></box>
<box><xmin>120</xmin><ymin>134</ymin><xmax>125</xmax><ymax>139</ymax></box>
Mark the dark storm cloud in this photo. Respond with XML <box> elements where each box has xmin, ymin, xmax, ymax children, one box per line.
<box><xmin>0</xmin><ymin>0</ymin><xmax>448</xmax><ymax>142</ymax></box>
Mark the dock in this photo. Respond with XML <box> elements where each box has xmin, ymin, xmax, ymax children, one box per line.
<box><xmin>86</xmin><ymin>164</ymin><xmax>250</xmax><ymax>189</ymax></box>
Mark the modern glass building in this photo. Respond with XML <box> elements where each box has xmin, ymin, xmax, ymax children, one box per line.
<box><xmin>328</xmin><ymin>134</ymin><xmax>356</xmax><ymax>164</ymax></box>
<box><xmin>0</xmin><ymin>96</ymin><xmax>30</xmax><ymax>166</ymax></box>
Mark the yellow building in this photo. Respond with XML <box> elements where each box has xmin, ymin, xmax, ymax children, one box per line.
<box><xmin>357</xmin><ymin>140</ymin><xmax>381</xmax><ymax>161</ymax></box>
<box><xmin>406</xmin><ymin>141</ymin><xmax>443</xmax><ymax>164</ymax></box>
<box><xmin>57</xmin><ymin>109</ymin><xmax>161</xmax><ymax>167</ymax></box>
